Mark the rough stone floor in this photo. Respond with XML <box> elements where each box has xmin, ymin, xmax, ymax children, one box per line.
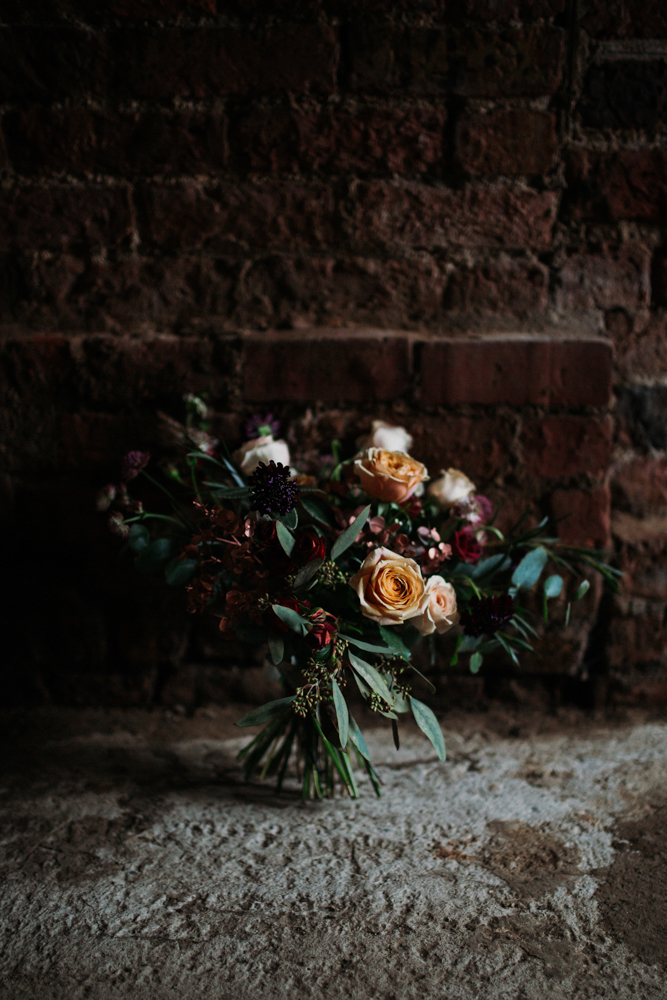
<box><xmin>1</xmin><ymin>704</ymin><xmax>666</xmax><ymax>1000</ymax></box>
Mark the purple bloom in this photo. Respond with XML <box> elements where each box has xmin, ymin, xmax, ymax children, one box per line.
<box><xmin>460</xmin><ymin>594</ymin><xmax>514</xmax><ymax>638</ymax></box>
<box><xmin>249</xmin><ymin>461</ymin><xmax>298</xmax><ymax>516</ymax></box>
<box><xmin>121</xmin><ymin>450</ymin><xmax>151</xmax><ymax>482</ymax></box>
<box><xmin>245</xmin><ymin>413</ymin><xmax>280</xmax><ymax>440</ymax></box>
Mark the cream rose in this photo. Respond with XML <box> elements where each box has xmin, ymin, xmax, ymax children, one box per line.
<box><xmin>233</xmin><ymin>435</ymin><xmax>291</xmax><ymax>476</ymax></box>
<box><xmin>427</xmin><ymin>468</ymin><xmax>476</xmax><ymax>509</ymax></box>
<box><xmin>354</xmin><ymin>448</ymin><xmax>429</xmax><ymax>503</ymax></box>
<box><xmin>349</xmin><ymin>547</ymin><xmax>427</xmax><ymax>625</ymax></box>
<box><xmin>409</xmin><ymin>576</ymin><xmax>459</xmax><ymax>636</ymax></box>
<box><xmin>357</xmin><ymin>421</ymin><xmax>413</xmax><ymax>455</ymax></box>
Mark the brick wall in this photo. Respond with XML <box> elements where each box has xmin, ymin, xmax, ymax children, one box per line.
<box><xmin>0</xmin><ymin>0</ymin><xmax>665</xmax><ymax>709</ymax></box>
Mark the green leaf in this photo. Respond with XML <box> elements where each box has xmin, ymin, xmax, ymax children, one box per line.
<box><xmin>511</xmin><ymin>547</ymin><xmax>548</xmax><ymax>590</ymax></box>
<box><xmin>409</xmin><ymin>697</ymin><xmax>447</xmax><ymax>764</ymax></box>
<box><xmin>299</xmin><ymin>494</ymin><xmax>335</xmax><ymax>527</ymax></box>
<box><xmin>340</xmin><ymin>634</ymin><xmax>405</xmax><ymax>658</ymax></box>
<box><xmin>348</xmin><ymin>713</ymin><xmax>371</xmax><ymax>761</ymax></box>
<box><xmin>268</xmin><ymin>632</ymin><xmax>284</xmax><ymax>666</ymax></box>
<box><xmin>348</xmin><ymin>651</ymin><xmax>395</xmax><ymax>706</ymax></box>
<box><xmin>407</xmin><ymin>663</ymin><xmax>436</xmax><ymax>694</ymax></box>
<box><xmin>203</xmin><ymin>483</ymin><xmax>251</xmax><ymax>499</ymax></box>
<box><xmin>544</xmin><ymin>574</ymin><xmax>563</xmax><ymax>599</ymax></box>
<box><xmin>275</xmin><ymin>520</ymin><xmax>295</xmax><ymax>558</ymax></box>
<box><xmin>236</xmin><ymin>696</ymin><xmax>295</xmax><ymax>728</ymax></box>
<box><xmin>472</xmin><ymin>554</ymin><xmax>511</xmax><ymax>580</ymax></box>
<box><xmin>165</xmin><ymin>557</ymin><xmax>197</xmax><ymax>586</ymax></box>
<box><xmin>331</xmin><ymin>505</ymin><xmax>371</xmax><ymax>561</ymax></box>
<box><xmin>128</xmin><ymin>524</ymin><xmax>150</xmax><ymax>553</ymax></box>
<box><xmin>459</xmin><ymin>634</ymin><xmax>483</xmax><ymax>652</ymax></box>
<box><xmin>293</xmin><ymin>558</ymin><xmax>324</xmax><ymax>590</ymax></box>
<box><xmin>330</xmin><ymin>677</ymin><xmax>349</xmax><ymax>749</ymax></box>
<box><xmin>277</xmin><ymin>507</ymin><xmax>298</xmax><ymax>531</ymax></box>
<box><xmin>272</xmin><ymin>603</ymin><xmax>310</xmax><ymax>635</ymax></box>
<box><xmin>575</xmin><ymin>580</ymin><xmax>591</xmax><ymax>600</ymax></box>
<box><xmin>352</xmin><ymin>671</ymin><xmax>372</xmax><ymax>700</ymax></box>
<box><xmin>378</xmin><ymin>625</ymin><xmax>412</xmax><ymax>656</ymax></box>
<box><xmin>470</xmin><ymin>652</ymin><xmax>483</xmax><ymax>674</ymax></box>
<box><xmin>391</xmin><ymin>719</ymin><xmax>400</xmax><ymax>751</ymax></box>
<box><xmin>134</xmin><ymin>538</ymin><xmax>173</xmax><ymax>573</ymax></box>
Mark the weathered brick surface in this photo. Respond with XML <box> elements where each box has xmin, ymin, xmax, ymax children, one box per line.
<box><xmin>455</xmin><ymin>109</ymin><xmax>558</xmax><ymax>176</ymax></box>
<box><xmin>349</xmin><ymin>182</ymin><xmax>558</xmax><ymax>251</ymax></box>
<box><xmin>3</xmin><ymin>108</ymin><xmax>228</xmax><ymax>177</ymax></box>
<box><xmin>0</xmin><ymin>185</ymin><xmax>134</xmax><ymax>252</ymax></box>
<box><xmin>409</xmin><ymin>415</ymin><xmax>512</xmax><ymax>480</ymax></box>
<box><xmin>580</xmin><ymin>0</ymin><xmax>667</xmax><ymax>39</ymax></box>
<box><xmin>120</xmin><ymin>26</ymin><xmax>339</xmax><ymax>99</ymax></box>
<box><xmin>0</xmin><ymin>27</ymin><xmax>113</xmax><ymax>102</ymax></box>
<box><xmin>551</xmin><ymin>487</ymin><xmax>612</xmax><ymax>548</ymax></box>
<box><xmin>461</xmin><ymin>0</ymin><xmax>565</xmax><ymax>16</ymax></box>
<box><xmin>612</xmin><ymin>457</ymin><xmax>667</xmax><ymax>518</ymax></box>
<box><xmin>567</xmin><ymin>149</ymin><xmax>667</xmax><ymax>224</ymax></box>
<box><xmin>421</xmin><ymin>337</ymin><xmax>613</xmax><ymax>407</ymax></box>
<box><xmin>348</xmin><ymin>25</ymin><xmax>564</xmax><ymax>97</ymax></box>
<box><xmin>444</xmin><ymin>259</ymin><xmax>549</xmax><ymax>313</ymax></box>
<box><xmin>0</xmin><ymin>334</ymin><xmax>75</xmax><ymax>407</ymax></box>
<box><xmin>616</xmin><ymin>386</ymin><xmax>667</xmax><ymax>451</ymax></box>
<box><xmin>230</xmin><ymin>103</ymin><xmax>446</xmax><ymax>176</ymax></box>
<box><xmin>559</xmin><ymin>245</ymin><xmax>651</xmax><ymax>311</ymax></box>
<box><xmin>577</xmin><ymin>60</ymin><xmax>667</xmax><ymax>130</ymax></box>
<box><xmin>242</xmin><ymin>331</ymin><xmax>410</xmax><ymax>402</ymax></box>
<box><xmin>521</xmin><ymin>416</ymin><xmax>613</xmax><ymax>478</ymax></box>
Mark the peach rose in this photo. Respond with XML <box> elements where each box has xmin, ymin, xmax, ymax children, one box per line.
<box><xmin>409</xmin><ymin>576</ymin><xmax>459</xmax><ymax>636</ymax></box>
<box><xmin>354</xmin><ymin>448</ymin><xmax>428</xmax><ymax>504</ymax></box>
<box><xmin>349</xmin><ymin>546</ymin><xmax>427</xmax><ymax>626</ymax></box>
<box><xmin>427</xmin><ymin>468</ymin><xmax>476</xmax><ymax>509</ymax></box>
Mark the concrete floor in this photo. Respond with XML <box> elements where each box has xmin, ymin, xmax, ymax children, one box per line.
<box><xmin>1</xmin><ymin>705</ymin><xmax>666</xmax><ymax>1000</ymax></box>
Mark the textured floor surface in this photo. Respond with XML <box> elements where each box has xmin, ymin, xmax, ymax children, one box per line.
<box><xmin>1</xmin><ymin>705</ymin><xmax>666</xmax><ymax>1000</ymax></box>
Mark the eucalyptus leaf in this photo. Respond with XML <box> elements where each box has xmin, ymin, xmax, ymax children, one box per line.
<box><xmin>268</xmin><ymin>632</ymin><xmax>284</xmax><ymax>666</ymax></box>
<box><xmin>165</xmin><ymin>557</ymin><xmax>197</xmax><ymax>586</ymax></box>
<box><xmin>272</xmin><ymin>603</ymin><xmax>310</xmax><ymax>634</ymax></box>
<box><xmin>472</xmin><ymin>554</ymin><xmax>511</xmax><ymax>580</ymax></box>
<box><xmin>470</xmin><ymin>652</ymin><xmax>483</xmax><ymax>674</ymax></box>
<box><xmin>331</xmin><ymin>505</ymin><xmax>371</xmax><ymax>561</ymax></box>
<box><xmin>544</xmin><ymin>574</ymin><xmax>564</xmax><ymax>599</ymax></box>
<box><xmin>204</xmin><ymin>483</ymin><xmax>251</xmax><ymax>499</ymax></box>
<box><xmin>458</xmin><ymin>634</ymin><xmax>483</xmax><ymax>652</ymax></box>
<box><xmin>135</xmin><ymin>538</ymin><xmax>173</xmax><ymax>573</ymax></box>
<box><xmin>348</xmin><ymin>651</ymin><xmax>395</xmax><ymax>706</ymax></box>
<box><xmin>575</xmin><ymin>580</ymin><xmax>591</xmax><ymax>600</ymax></box>
<box><xmin>407</xmin><ymin>663</ymin><xmax>436</xmax><ymax>694</ymax></box>
<box><xmin>277</xmin><ymin>507</ymin><xmax>298</xmax><ymax>531</ymax></box>
<box><xmin>236</xmin><ymin>696</ymin><xmax>295</xmax><ymax>728</ymax></box>
<box><xmin>391</xmin><ymin>719</ymin><xmax>400</xmax><ymax>751</ymax></box>
<box><xmin>348</xmin><ymin>713</ymin><xmax>370</xmax><ymax>761</ymax></box>
<box><xmin>378</xmin><ymin>625</ymin><xmax>412</xmax><ymax>656</ymax></box>
<box><xmin>128</xmin><ymin>524</ymin><xmax>150</xmax><ymax>553</ymax></box>
<box><xmin>293</xmin><ymin>558</ymin><xmax>324</xmax><ymax>590</ymax></box>
<box><xmin>275</xmin><ymin>520</ymin><xmax>295</xmax><ymax>558</ymax></box>
<box><xmin>299</xmin><ymin>494</ymin><xmax>335</xmax><ymax>527</ymax></box>
<box><xmin>511</xmin><ymin>547</ymin><xmax>548</xmax><ymax>590</ymax></box>
<box><xmin>409</xmin><ymin>697</ymin><xmax>447</xmax><ymax>763</ymax></box>
<box><xmin>352</xmin><ymin>671</ymin><xmax>372</xmax><ymax>700</ymax></box>
<box><xmin>331</xmin><ymin>677</ymin><xmax>349</xmax><ymax>749</ymax></box>
<box><xmin>340</xmin><ymin>634</ymin><xmax>403</xmax><ymax>657</ymax></box>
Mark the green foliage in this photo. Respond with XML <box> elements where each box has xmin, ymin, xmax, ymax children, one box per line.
<box><xmin>128</xmin><ymin>524</ymin><xmax>150</xmax><ymax>552</ymax></box>
<box><xmin>165</xmin><ymin>557</ymin><xmax>197</xmax><ymax>586</ymax></box>
<box><xmin>272</xmin><ymin>604</ymin><xmax>309</xmax><ymax>635</ymax></box>
<box><xmin>236</xmin><ymin>696</ymin><xmax>296</xmax><ymax>727</ymax></box>
<box><xmin>135</xmin><ymin>538</ymin><xmax>173</xmax><ymax>573</ymax></box>
<box><xmin>409</xmin><ymin>697</ymin><xmax>447</xmax><ymax>763</ymax></box>
<box><xmin>331</xmin><ymin>677</ymin><xmax>349</xmax><ymax>749</ymax></box>
<box><xmin>331</xmin><ymin>505</ymin><xmax>371</xmax><ymax>561</ymax></box>
<box><xmin>275</xmin><ymin>520</ymin><xmax>295</xmax><ymax>557</ymax></box>
<box><xmin>511</xmin><ymin>547</ymin><xmax>548</xmax><ymax>590</ymax></box>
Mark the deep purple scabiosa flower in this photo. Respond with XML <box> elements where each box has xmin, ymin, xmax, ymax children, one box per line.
<box><xmin>249</xmin><ymin>461</ymin><xmax>298</xmax><ymax>516</ymax></box>
<box><xmin>245</xmin><ymin>413</ymin><xmax>280</xmax><ymax>440</ymax></box>
<box><xmin>460</xmin><ymin>593</ymin><xmax>514</xmax><ymax>638</ymax></box>
<box><xmin>121</xmin><ymin>450</ymin><xmax>151</xmax><ymax>482</ymax></box>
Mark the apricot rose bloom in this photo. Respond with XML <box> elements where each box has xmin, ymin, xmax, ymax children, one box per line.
<box><xmin>354</xmin><ymin>448</ymin><xmax>428</xmax><ymax>504</ymax></box>
<box><xmin>349</xmin><ymin>546</ymin><xmax>427</xmax><ymax>626</ymax></box>
<box><xmin>409</xmin><ymin>576</ymin><xmax>459</xmax><ymax>636</ymax></box>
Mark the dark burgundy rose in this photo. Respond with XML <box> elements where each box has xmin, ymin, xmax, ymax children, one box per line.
<box><xmin>305</xmin><ymin>610</ymin><xmax>338</xmax><ymax>650</ymax></box>
<box><xmin>121</xmin><ymin>450</ymin><xmax>150</xmax><ymax>481</ymax></box>
<box><xmin>452</xmin><ymin>529</ymin><xmax>483</xmax><ymax>565</ymax></box>
<box><xmin>272</xmin><ymin>596</ymin><xmax>310</xmax><ymax>633</ymax></box>
<box><xmin>256</xmin><ymin>520</ymin><xmax>293</xmax><ymax>574</ymax></box>
<box><xmin>460</xmin><ymin>594</ymin><xmax>514</xmax><ymax>637</ymax></box>
<box><xmin>294</xmin><ymin>528</ymin><xmax>327</xmax><ymax>564</ymax></box>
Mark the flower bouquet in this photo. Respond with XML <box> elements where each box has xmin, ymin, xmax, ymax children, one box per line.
<box><xmin>102</xmin><ymin>405</ymin><xmax>620</xmax><ymax>799</ymax></box>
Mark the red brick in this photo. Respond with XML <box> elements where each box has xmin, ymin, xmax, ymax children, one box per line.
<box><xmin>444</xmin><ymin>259</ymin><xmax>549</xmax><ymax>313</ymax></box>
<box><xmin>616</xmin><ymin>311</ymin><xmax>667</xmax><ymax>382</ymax></box>
<box><xmin>580</xmin><ymin>0</ymin><xmax>667</xmax><ymax>39</ymax></box>
<box><xmin>463</xmin><ymin>0</ymin><xmax>565</xmax><ymax>14</ymax></box>
<box><xmin>4</xmin><ymin>108</ymin><xmax>227</xmax><ymax>177</ymax></box>
<box><xmin>137</xmin><ymin>181</ymin><xmax>338</xmax><ymax>252</ymax></box>
<box><xmin>609</xmin><ymin>614</ymin><xmax>667</xmax><ymax>671</ymax></box>
<box><xmin>455</xmin><ymin>109</ymin><xmax>558</xmax><ymax>176</ymax></box>
<box><xmin>568</xmin><ymin>149</ymin><xmax>667</xmax><ymax>224</ymax></box>
<box><xmin>653</xmin><ymin>255</ymin><xmax>667</xmax><ymax>305</ymax></box>
<box><xmin>81</xmin><ymin>335</ymin><xmax>235</xmax><ymax>404</ymax></box>
<box><xmin>231</xmin><ymin>103</ymin><xmax>446</xmax><ymax>176</ymax></box>
<box><xmin>0</xmin><ymin>185</ymin><xmax>133</xmax><ymax>252</ymax></box>
<box><xmin>121</xmin><ymin>26</ymin><xmax>338</xmax><ymax>99</ymax></box>
<box><xmin>521</xmin><ymin>416</ymin><xmax>613</xmax><ymax>478</ymax></box>
<box><xmin>421</xmin><ymin>337</ymin><xmax>613</xmax><ymax>407</ymax></box>
<box><xmin>559</xmin><ymin>245</ymin><xmax>651</xmax><ymax>311</ymax></box>
<box><xmin>611</xmin><ymin>457</ymin><xmax>667</xmax><ymax>518</ymax></box>
<box><xmin>348</xmin><ymin>25</ymin><xmax>563</xmax><ymax>97</ymax></box>
<box><xmin>0</xmin><ymin>334</ymin><xmax>75</xmax><ymax>407</ymax></box>
<box><xmin>349</xmin><ymin>182</ymin><xmax>558</xmax><ymax>251</ymax></box>
<box><xmin>551</xmin><ymin>487</ymin><xmax>611</xmax><ymax>548</ymax></box>
<box><xmin>58</xmin><ymin>411</ymin><xmax>140</xmax><ymax>471</ymax></box>
<box><xmin>242</xmin><ymin>330</ymin><xmax>410</xmax><ymax>403</ymax></box>
<box><xmin>0</xmin><ymin>27</ymin><xmax>113</xmax><ymax>101</ymax></box>
<box><xmin>409</xmin><ymin>415</ymin><xmax>512</xmax><ymax>480</ymax></box>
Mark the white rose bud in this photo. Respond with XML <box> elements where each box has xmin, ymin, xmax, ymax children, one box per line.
<box><xmin>357</xmin><ymin>420</ymin><xmax>413</xmax><ymax>455</ymax></box>
<box><xmin>427</xmin><ymin>468</ymin><xmax>476</xmax><ymax>509</ymax></box>
<box><xmin>233</xmin><ymin>435</ymin><xmax>291</xmax><ymax>476</ymax></box>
